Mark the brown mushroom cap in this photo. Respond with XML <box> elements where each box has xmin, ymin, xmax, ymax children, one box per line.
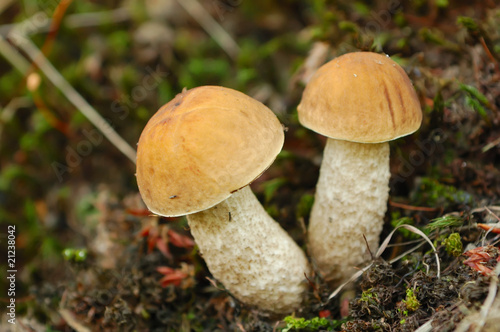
<box><xmin>136</xmin><ymin>86</ymin><xmax>284</xmax><ymax>217</ymax></box>
<box><xmin>298</xmin><ymin>52</ymin><xmax>422</xmax><ymax>143</ymax></box>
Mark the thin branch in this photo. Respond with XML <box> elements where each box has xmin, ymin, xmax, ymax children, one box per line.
<box><xmin>485</xmin><ymin>206</ymin><xmax>500</xmax><ymax>222</ymax></box>
<box><xmin>389</xmin><ymin>200</ymin><xmax>439</xmax><ymax>212</ymax></box>
<box><xmin>9</xmin><ymin>32</ymin><xmax>137</xmax><ymax>163</ymax></box>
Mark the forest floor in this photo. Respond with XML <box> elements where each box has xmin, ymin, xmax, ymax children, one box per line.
<box><xmin>0</xmin><ymin>0</ymin><xmax>499</xmax><ymax>331</ymax></box>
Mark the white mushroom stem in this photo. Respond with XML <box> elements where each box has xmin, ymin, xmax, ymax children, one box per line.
<box><xmin>187</xmin><ymin>185</ymin><xmax>310</xmax><ymax>314</ymax></box>
<box><xmin>307</xmin><ymin>139</ymin><xmax>390</xmax><ymax>285</ymax></box>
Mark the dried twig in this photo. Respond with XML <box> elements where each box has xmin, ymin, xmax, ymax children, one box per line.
<box><xmin>485</xmin><ymin>206</ymin><xmax>500</xmax><ymax>222</ymax></box>
<box><xmin>389</xmin><ymin>200</ymin><xmax>439</xmax><ymax>212</ymax></box>
<box><xmin>9</xmin><ymin>32</ymin><xmax>137</xmax><ymax>163</ymax></box>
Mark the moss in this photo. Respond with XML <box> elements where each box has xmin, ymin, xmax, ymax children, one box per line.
<box><xmin>360</xmin><ymin>288</ymin><xmax>378</xmax><ymax>304</ymax></box>
<box><xmin>402</xmin><ymin>288</ymin><xmax>420</xmax><ymax>312</ymax></box>
<box><xmin>442</xmin><ymin>233</ymin><xmax>463</xmax><ymax>257</ymax></box>
<box><xmin>412</xmin><ymin>177</ymin><xmax>474</xmax><ymax>209</ymax></box>
<box><xmin>282</xmin><ymin>316</ymin><xmax>337</xmax><ymax>331</ymax></box>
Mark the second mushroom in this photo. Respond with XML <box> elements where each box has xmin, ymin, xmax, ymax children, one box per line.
<box><xmin>136</xmin><ymin>86</ymin><xmax>310</xmax><ymax>314</ymax></box>
<box><xmin>298</xmin><ymin>52</ymin><xmax>422</xmax><ymax>285</ymax></box>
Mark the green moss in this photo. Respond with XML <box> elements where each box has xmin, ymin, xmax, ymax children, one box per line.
<box><xmin>360</xmin><ymin>288</ymin><xmax>378</xmax><ymax>304</ymax></box>
<box><xmin>282</xmin><ymin>316</ymin><xmax>336</xmax><ymax>331</ymax></box>
<box><xmin>457</xmin><ymin>16</ymin><xmax>479</xmax><ymax>33</ymax></box>
<box><xmin>402</xmin><ymin>288</ymin><xmax>420</xmax><ymax>312</ymax></box>
<box><xmin>412</xmin><ymin>177</ymin><xmax>473</xmax><ymax>209</ymax></box>
<box><xmin>442</xmin><ymin>233</ymin><xmax>463</xmax><ymax>257</ymax></box>
<box><xmin>63</xmin><ymin>248</ymin><xmax>88</xmax><ymax>262</ymax></box>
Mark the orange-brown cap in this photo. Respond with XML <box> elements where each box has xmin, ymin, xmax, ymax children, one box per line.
<box><xmin>136</xmin><ymin>86</ymin><xmax>284</xmax><ymax>217</ymax></box>
<box><xmin>298</xmin><ymin>52</ymin><xmax>422</xmax><ymax>143</ymax></box>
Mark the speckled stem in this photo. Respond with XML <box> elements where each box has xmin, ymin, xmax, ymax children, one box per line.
<box><xmin>187</xmin><ymin>185</ymin><xmax>310</xmax><ymax>314</ymax></box>
<box><xmin>307</xmin><ymin>139</ymin><xmax>390</xmax><ymax>285</ymax></box>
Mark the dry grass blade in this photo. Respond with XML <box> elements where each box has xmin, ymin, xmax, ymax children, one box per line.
<box><xmin>376</xmin><ymin>224</ymin><xmax>440</xmax><ymax>278</ymax></box>
<box><xmin>327</xmin><ymin>268</ymin><xmax>367</xmax><ymax>301</ymax></box>
<box><xmin>9</xmin><ymin>33</ymin><xmax>137</xmax><ymax>163</ymax></box>
<box><xmin>328</xmin><ymin>224</ymin><xmax>440</xmax><ymax>301</ymax></box>
<box><xmin>482</xmin><ymin>136</ymin><xmax>500</xmax><ymax>153</ymax></box>
<box><xmin>0</xmin><ymin>34</ymin><xmax>30</xmax><ymax>73</ymax></box>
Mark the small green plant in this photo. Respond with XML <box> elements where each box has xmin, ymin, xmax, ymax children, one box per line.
<box><xmin>436</xmin><ymin>0</ymin><xmax>449</xmax><ymax>7</ymax></box>
<box><xmin>459</xmin><ymin>83</ymin><xmax>491</xmax><ymax>121</ymax></box>
<box><xmin>261</xmin><ymin>177</ymin><xmax>288</xmax><ymax>203</ymax></box>
<box><xmin>442</xmin><ymin>233</ymin><xmax>463</xmax><ymax>257</ymax></box>
<box><xmin>402</xmin><ymin>288</ymin><xmax>420</xmax><ymax>312</ymax></box>
<box><xmin>360</xmin><ymin>288</ymin><xmax>378</xmax><ymax>304</ymax></box>
<box><xmin>426</xmin><ymin>215</ymin><xmax>464</xmax><ymax>232</ymax></box>
<box><xmin>63</xmin><ymin>248</ymin><xmax>88</xmax><ymax>262</ymax></box>
<box><xmin>296</xmin><ymin>193</ymin><xmax>315</xmax><ymax>220</ymax></box>
<box><xmin>282</xmin><ymin>316</ymin><xmax>334</xmax><ymax>331</ymax></box>
<box><xmin>457</xmin><ymin>16</ymin><xmax>479</xmax><ymax>32</ymax></box>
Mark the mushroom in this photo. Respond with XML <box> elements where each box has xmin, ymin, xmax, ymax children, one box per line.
<box><xmin>136</xmin><ymin>86</ymin><xmax>310</xmax><ymax>313</ymax></box>
<box><xmin>297</xmin><ymin>52</ymin><xmax>422</xmax><ymax>284</ymax></box>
